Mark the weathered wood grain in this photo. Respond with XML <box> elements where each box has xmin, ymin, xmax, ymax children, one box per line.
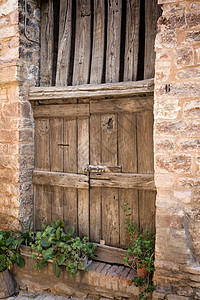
<box><xmin>90</xmin><ymin>173</ymin><xmax>155</xmax><ymax>189</ymax></box>
<box><xmin>77</xmin><ymin>117</ymin><xmax>89</xmax><ymax>237</ymax></box>
<box><xmin>29</xmin><ymin>79</ymin><xmax>154</xmax><ymax>101</ymax></box>
<box><xmin>73</xmin><ymin>0</ymin><xmax>91</xmax><ymax>85</ymax></box>
<box><xmin>90</xmin><ymin>96</ymin><xmax>153</xmax><ymax>114</ymax></box>
<box><xmin>139</xmin><ymin>190</ymin><xmax>156</xmax><ymax>233</ymax></box>
<box><xmin>137</xmin><ymin>111</ymin><xmax>154</xmax><ymax>174</ymax></box>
<box><xmin>56</xmin><ymin>0</ymin><xmax>72</xmax><ymax>86</ymax></box>
<box><xmin>34</xmin><ymin>119</ymin><xmax>51</xmax><ymax>230</ymax></box>
<box><xmin>118</xmin><ymin>113</ymin><xmax>137</xmax><ymax>173</ymax></box>
<box><xmin>144</xmin><ymin>0</ymin><xmax>161</xmax><ymax>79</ymax></box>
<box><xmin>78</xmin><ymin>189</ymin><xmax>89</xmax><ymax>238</ymax></box>
<box><xmin>33</xmin><ymin>104</ymin><xmax>90</xmax><ymax>118</ymax></box>
<box><xmin>90</xmin><ymin>187</ymin><xmax>101</xmax><ymax>243</ymax></box>
<box><xmin>106</xmin><ymin>0</ymin><xmax>122</xmax><ymax>82</ymax></box>
<box><xmin>40</xmin><ymin>0</ymin><xmax>54</xmax><ymax>86</ymax></box>
<box><xmin>90</xmin><ymin>0</ymin><xmax>105</xmax><ymax>84</ymax></box>
<box><xmin>50</xmin><ymin>119</ymin><xmax>64</xmax><ymax>220</ymax></box>
<box><xmin>33</xmin><ymin>170</ymin><xmax>89</xmax><ymax>189</ymax></box>
<box><xmin>101</xmin><ymin>113</ymin><xmax>119</xmax><ymax>246</ymax></box>
<box><xmin>63</xmin><ymin>118</ymin><xmax>78</xmax><ymax>234</ymax></box>
<box><xmin>124</xmin><ymin>0</ymin><xmax>140</xmax><ymax>81</ymax></box>
<box><xmin>119</xmin><ymin>188</ymin><xmax>139</xmax><ymax>248</ymax></box>
<box><xmin>94</xmin><ymin>244</ymin><xmax>127</xmax><ymax>265</ymax></box>
<box><xmin>137</xmin><ymin>110</ymin><xmax>155</xmax><ymax>233</ymax></box>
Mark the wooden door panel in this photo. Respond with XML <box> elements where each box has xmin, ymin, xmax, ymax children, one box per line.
<box><xmin>90</xmin><ymin>187</ymin><xmax>101</xmax><ymax>243</ymax></box>
<box><xmin>50</xmin><ymin>119</ymin><xmax>64</xmax><ymax>220</ymax></box>
<box><xmin>118</xmin><ymin>113</ymin><xmax>137</xmax><ymax>173</ymax></box>
<box><xmin>119</xmin><ymin>189</ymin><xmax>139</xmax><ymax>248</ymax></box>
<box><xmin>102</xmin><ymin>188</ymin><xmax>119</xmax><ymax>247</ymax></box>
<box><xmin>34</xmin><ymin>119</ymin><xmax>51</xmax><ymax>230</ymax></box>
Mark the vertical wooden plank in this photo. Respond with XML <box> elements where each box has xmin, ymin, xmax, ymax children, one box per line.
<box><xmin>101</xmin><ymin>114</ymin><xmax>117</xmax><ymax>165</ymax></box>
<box><xmin>118</xmin><ymin>113</ymin><xmax>139</xmax><ymax>247</ymax></box>
<box><xmin>90</xmin><ymin>187</ymin><xmax>101</xmax><ymax>242</ymax></box>
<box><xmin>137</xmin><ymin>111</ymin><xmax>154</xmax><ymax>174</ymax></box>
<box><xmin>90</xmin><ymin>0</ymin><xmax>105</xmax><ymax>84</ymax></box>
<box><xmin>101</xmin><ymin>113</ymin><xmax>119</xmax><ymax>246</ymax></box>
<box><xmin>102</xmin><ymin>188</ymin><xmax>119</xmax><ymax>246</ymax></box>
<box><xmin>119</xmin><ymin>189</ymin><xmax>139</xmax><ymax>248</ymax></box>
<box><xmin>124</xmin><ymin>0</ymin><xmax>140</xmax><ymax>81</ymax></box>
<box><xmin>78</xmin><ymin>118</ymin><xmax>89</xmax><ymax>174</ymax></box>
<box><xmin>64</xmin><ymin>119</ymin><xmax>77</xmax><ymax>173</ymax></box>
<box><xmin>56</xmin><ymin>0</ymin><xmax>72</xmax><ymax>86</ymax></box>
<box><xmin>137</xmin><ymin>110</ymin><xmax>155</xmax><ymax>233</ymax></box>
<box><xmin>139</xmin><ymin>190</ymin><xmax>156</xmax><ymax>233</ymax></box>
<box><xmin>73</xmin><ymin>0</ymin><xmax>91</xmax><ymax>85</ymax></box>
<box><xmin>63</xmin><ymin>118</ymin><xmax>78</xmax><ymax>234</ymax></box>
<box><xmin>118</xmin><ymin>113</ymin><xmax>137</xmax><ymax>173</ymax></box>
<box><xmin>50</xmin><ymin>119</ymin><xmax>64</xmax><ymax>220</ymax></box>
<box><xmin>78</xmin><ymin>189</ymin><xmax>89</xmax><ymax>238</ymax></box>
<box><xmin>40</xmin><ymin>0</ymin><xmax>54</xmax><ymax>86</ymax></box>
<box><xmin>35</xmin><ymin>119</ymin><xmax>50</xmax><ymax>171</ymax></box>
<box><xmin>78</xmin><ymin>118</ymin><xmax>89</xmax><ymax>237</ymax></box>
<box><xmin>106</xmin><ymin>0</ymin><xmax>122</xmax><ymax>83</ymax></box>
<box><xmin>90</xmin><ymin>115</ymin><xmax>101</xmax><ymax>165</ymax></box>
<box><xmin>34</xmin><ymin>119</ymin><xmax>51</xmax><ymax>230</ymax></box>
<box><xmin>144</xmin><ymin>0</ymin><xmax>161</xmax><ymax>79</ymax></box>
<box><xmin>90</xmin><ymin>115</ymin><xmax>101</xmax><ymax>242</ymax></box>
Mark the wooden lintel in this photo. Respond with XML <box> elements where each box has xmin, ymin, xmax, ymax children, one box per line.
<box><xmin>90</xmin><ymin>96</ymin><xmax>153</xmax><ymax>114</ymax></box>
<box><xmin>94</xmin><ymin>244</ymin><xmax>127</xmax><ymax>265</ymax></box>
<box><xmin>90</xmin><ymin>173</ymin><xmax>155</xmax><ymax>190</ymax></box>
<box><xmin>33</xmin><ymin>104</ymin><xmax>90</xmax><ymax>118</ymax></box>
<box><xmin>33</xmin><ymin>170</ymin><xmax>89</xmax><ymax>189</ymax></box>
<box><xmin>29</xmin><ymin>79</ymin><xmax>154</xmax><ymax>102</ymax></box>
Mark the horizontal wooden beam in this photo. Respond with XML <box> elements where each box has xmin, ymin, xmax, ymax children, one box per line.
<box><xmin>90</xmin><ymin>173</ymin><xmax>155</xmax><ymax>190</ymax></box>
<box><xmin>90</xmin><ymin>96</ymin><xmax>153</xmax><ymax>114</ymax></box>
<box><xmin>20</xmin><ymin>244</ymin><xmax>128</xmax><ymax>266</ymax></box>
<box><xmin>29</xmin><ymin>79</ymin><xmax>154</xmax><ymax>102</ymax></box>
<box><xmin>33</xmin><ymin>170</ymin><xmax>89</xmax><ymax>189</ymax></box>
<box><xmin>94</xmin><ymin>244</ymin><xmax>127</xmax><ymax>265</ymax></box>
<box><xmin>33</xmin><ymin>104</ymin><xmax>90</xmax><ymax>118</ymax></box>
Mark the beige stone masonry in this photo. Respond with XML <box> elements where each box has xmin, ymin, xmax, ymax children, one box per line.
<box><xmin>154</xmin><ymin>0</ymin><xmax>200</xmax><ymax>299</ymax></box>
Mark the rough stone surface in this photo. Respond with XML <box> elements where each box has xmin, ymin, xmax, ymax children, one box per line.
<box><xmin>154</xmin><ymin>0</ymin><xmax>200</xmax><ymax>299</ymax></box>
<box><xmin>0</xmin><ymin>0</ymin><xmax>39</xmax><ymax>230</ymax></box>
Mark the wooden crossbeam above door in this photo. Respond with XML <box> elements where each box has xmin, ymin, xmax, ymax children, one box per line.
<box><xmin>29</xmin><ymin>79</ymin><xmax>154</xmax><ymax>102</ymax></box>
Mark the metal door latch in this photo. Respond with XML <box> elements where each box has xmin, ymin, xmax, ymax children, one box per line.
<box><xmin>84</xmin><ymin>165</ymin><xmax>105</xmax><ymax>173</ymax></box>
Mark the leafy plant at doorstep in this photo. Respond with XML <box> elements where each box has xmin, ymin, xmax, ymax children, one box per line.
<box><xmin>30</xmin><ymin>220</ymin><xmax>97</xmax><ymax>278</ymax></box>
<box><xmin>123</xmin><ymin>203</ymin><xmax>155</xmax><ymax>300</ymax></box>
<box><xmin>0</xmin><ymin>230</ymin><xmax>25</xmax><ymax>272</ymax></box>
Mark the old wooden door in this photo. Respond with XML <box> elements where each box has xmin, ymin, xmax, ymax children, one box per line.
<box><xmin>31</xmin><ymin>80</ymin><xmax>155</xmax><ymax>262</ymax></box>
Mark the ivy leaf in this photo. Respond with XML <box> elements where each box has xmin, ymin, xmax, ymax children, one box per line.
<box><xmin>63</xmin><ymin>234</ymin><xmax>71</xmax><ymax>242</ymax></box>
<box><xmin>57</xmin><ymin>254</ymin><xmax>66</xmax><ymax>265</ymax></box>
<box><xmin>16</xmin><ymin>256</ymin><xmax>25</xmax><ymax>268</ymax></box>
<box><xmin>43</xmin><ymin>247</ymin><xmax>54</xmax><ymax>260</ymax></box>
<box><xmin>40</xmin><ymin>239</ymin><xmax>51</xmax><ymax>248</ymax></box>
<box><xmin>53</xmin><ymin>261</ymin><xmax>61</xmax><ymax>277</ymax></box>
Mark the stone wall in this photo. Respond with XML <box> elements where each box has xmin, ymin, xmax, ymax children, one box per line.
<box><xmin>0</xmin><ymin>0</ymin><xmax>40</xmax><ymax>229</ymax></box>
<box><xmin>154</xmin><ymin>0</ymin><xmax>200</xmax><ymax>299</ymax></box>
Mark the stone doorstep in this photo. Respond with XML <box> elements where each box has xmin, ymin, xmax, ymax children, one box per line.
<box><xmin>13</xmin><ymin>255</ymin><xmax>141</xmax><ymax>299</ymax></box>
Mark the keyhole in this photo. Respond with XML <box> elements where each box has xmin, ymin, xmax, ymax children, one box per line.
<box><xmin>107</xmin><ymin>117</ymin><xmax>113</xmax><ymax>131</ymax></box>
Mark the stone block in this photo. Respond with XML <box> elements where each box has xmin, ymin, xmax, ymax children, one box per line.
<box><xmin>176</xmin><ymin>47</ymin><xmax>194</xmax><ymax>67</ymax></box>
<box><xmin>155</xmin><ymin>154</ymin><xmax>192</xmax><ymax>174</ymax></box>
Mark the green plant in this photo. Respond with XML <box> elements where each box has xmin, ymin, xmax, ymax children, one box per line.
<box><xmin>123</xmin><ymin>203</ymin><xmax>155</xmax><ymax>300</ymax></box>
<box><xmin>0</xmin><ymin>230</ymin><xmax>25</xmax><ymax>272</ymax></box>
<box><xmin>30</xmin><ymin>220</ymin><xmax>97</xmax><ymax>278</ymax></box>
<box><xmin>13</xmin><ymin>216</ymin><xmax>35</xmax><ymax>248</ymax></box>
